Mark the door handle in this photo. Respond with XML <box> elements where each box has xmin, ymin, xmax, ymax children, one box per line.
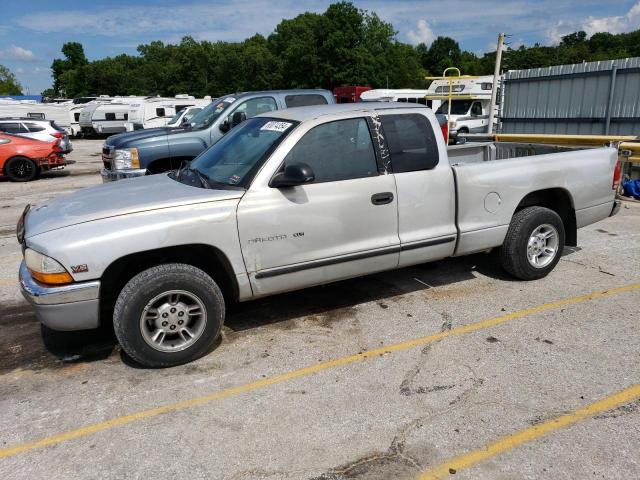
<box><xmin>371</xmin><ymin>192</ymin><xmax>394</xmax><ymax>205</ymax></box>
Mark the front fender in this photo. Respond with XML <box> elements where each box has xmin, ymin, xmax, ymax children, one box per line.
<box><xmin>25</xmin><ymin>199</ymin><xmax>246</xmax><ymax>285</ymax></box>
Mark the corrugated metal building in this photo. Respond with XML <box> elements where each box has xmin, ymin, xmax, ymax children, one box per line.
<box><xmin>500</xmin><ymin>57</ymin><xmax>640</xmax><ymax>135</ymax></box>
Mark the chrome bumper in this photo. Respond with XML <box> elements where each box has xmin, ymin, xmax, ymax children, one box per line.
<box><xmin>100</xmin><ymin>168</ymin><xmax>147</xmax><ymax>182</ymax></box>
<box><xmin>19</xmin><ymin>262</ymin><xmax>101</xmax><ymax>331</ymax></box>
<box><xmin>610</xmin><ymin>200</ymin><xmax>621</xmax><ymax>217</ymax></box>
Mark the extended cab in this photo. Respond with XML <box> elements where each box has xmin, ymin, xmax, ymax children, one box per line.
<box><xmin>100</xmin><ymin>89</ymin><xmax>334</xmax><ymax>181</ymax></box>
<box><xmin>19</xmin><ymin>103</ymin><xmax>621</xmax><ymax>367</ymax></box>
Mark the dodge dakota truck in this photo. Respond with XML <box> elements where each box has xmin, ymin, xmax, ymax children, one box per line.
<box><xmin>100</xmin><ymin>89</ymin><xmax>334</xmax><ymax>181</ymax></box>
<box><xmin>19</xmin><ymin>103</ymin><xmax>621</xmax><ymax>367</ymax></box>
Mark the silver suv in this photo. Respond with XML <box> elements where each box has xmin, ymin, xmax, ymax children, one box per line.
<box><xmin>0</xmin><ymin>118</ymin><xmax>73</xmax><ymax>153</ymax></box>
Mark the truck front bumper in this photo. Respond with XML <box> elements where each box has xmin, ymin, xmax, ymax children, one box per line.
<box><xmin>19</xmin><ymin>262</ymin><xmax>101</xmax><ymax>331</ymax></box>
<box><xmin>100</xmin><ymin>168</ymin><xmax>147</xmax><ymax>183</ymax></box>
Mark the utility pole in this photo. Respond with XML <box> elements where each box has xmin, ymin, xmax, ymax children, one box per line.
<box><xmin>488</xmin><ymin>32</ymin><xmax>505</xmax><ymax>134</ymax></box>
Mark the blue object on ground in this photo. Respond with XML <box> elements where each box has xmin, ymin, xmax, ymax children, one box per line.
<box><xmin>622</xmin><ymin>179</ymin><xmax>640</xmax><ymax>200</ymax></box>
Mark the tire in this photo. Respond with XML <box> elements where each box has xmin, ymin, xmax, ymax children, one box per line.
<box><xmin>113</xmin><ymin>263</ymin><xmax>225</xmax><ymax>367</ymax></box>
<box><xmin>498</xmin><ymin>206</ymin><xmax>565</xmax><ymax>280</ymax></box>
<box><xmin>5</xmin><ymin>156</ymin><xmax>38</xmax><ymax>182</ymax></box>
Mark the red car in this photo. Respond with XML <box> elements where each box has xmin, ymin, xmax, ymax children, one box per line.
<box><xmin>0</xmin><ymin>133</ymin><xmax>68</xmax><ymax>181</ymax></box>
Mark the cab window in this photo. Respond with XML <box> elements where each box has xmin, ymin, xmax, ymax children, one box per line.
<box><xmin>471</xmin><ymin>102</ymin><xmax>483</xmax><ymax>116</ymax></box>
<box><xmin>283</xmin><ymin>118</ymin><xmax>378</xmax><ymax>183</ymax></box>
<box><xmin>235</xmin><ymin>97</ymin><xmax>277</xmax><ymax>119</ymax></box>
<box><xmin>379</xmin><ymin>114</ymin><xmax>439</xmax><ymax>173</ymax></box>
<box><xmin>284</xmin><ymin>94</ymin><xmax>328</xmax><ymax>108</ymax></box>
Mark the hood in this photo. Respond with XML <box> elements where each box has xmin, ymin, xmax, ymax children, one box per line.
<box><xmin>106</xmin><ymin>126</ymin><xmax>194</xmax><ymax>148</ymax></box>
<box><xmin>25</xmin><ymin>174</ymin><xmax>244</xmax><ymax>238</ymax></box>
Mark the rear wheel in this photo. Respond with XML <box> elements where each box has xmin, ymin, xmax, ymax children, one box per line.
<box><xmin>5</xmin><ymin>156</ymin><xmax>38</xmax><ymax>182</ymax></box>
<box><xmin>113</xmin><ymin>263</ymin><xmax>224</xmax><ymax>367</ymax></box>
<box><xmin>498</xmin><ymin>206</ymin><xmax>565</xmax><ymax>280</ymax></box>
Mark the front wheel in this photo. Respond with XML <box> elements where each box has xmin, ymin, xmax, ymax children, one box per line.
<box><xmin>113</xmin><ymin>263</ymin><xmax>225</xmax><ymax>367</ymax></box>
<box><xmin>498</xmin><ymin>206</ymin><xmax>565</xmax><ymax>280</ymax></box>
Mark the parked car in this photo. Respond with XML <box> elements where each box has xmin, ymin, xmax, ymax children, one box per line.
<box><xmin>0</xmin><ymin>133</ymin><xmax>68</xmax><ymax>181</ymax></box>
<box><xmin>0</xmin><ymin>117</ymin><xmax>72</xmax><ymax>153</ymax></box>
<box><xmin>165</xmin><ymin>105</ymin><xmax>206</xmax><ymax>128</ymax></box>
<box><xmin>18</xmin><ymin>103</ymin><xmax>620</xmax><ymax>367</ymax></box>
<box><xmin>100</xmin><ymin>89</ymin><xmax>335</xmax><ymax>181</ymax></box>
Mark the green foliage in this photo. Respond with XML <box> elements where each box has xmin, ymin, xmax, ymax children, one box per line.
<box><xmin>47</xmin><ymin>2</ymin><xmax>640</xmax><ymax>98</ymax></box>
<box><xmin>0</xmin><ymin>64</ymin><xmax>23</xmax><ymax>95</ymax></box>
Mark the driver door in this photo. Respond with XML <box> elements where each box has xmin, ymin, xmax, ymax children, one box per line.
<box><xmin>236</xmin><ymin>117</ymin><xmax>400</xmax><ymax>297</ymax></box>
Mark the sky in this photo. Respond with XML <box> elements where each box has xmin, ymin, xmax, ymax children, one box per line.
<box><xmin>1</xmin><ymin>0</ymin><xmax>639</xmax><ymax>94</ymax></box>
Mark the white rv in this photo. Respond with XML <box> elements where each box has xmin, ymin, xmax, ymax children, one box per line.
<box><xmin>359</xmin><ymin>89</ymin><xmax>431</xmax><ymax>106</ymax></box>
<box><xmin>69</xmin><ymin>96</ymin><xmax>112</xmax><ymax>137</ymax></box>
<box><xmin>427</xmin><ymin>75</ymin><xmax>495</xmax><ymax>134</ymax></box>
<box><xmin>79</xmin><ymin>96</ymin><xmax>146</xmax><ymax>136</ymax></box>
<box><xmin>124</xmin><ymin>95</ymin><xmax>212</xmax><ymax>131</ymax></box>
<box><xmin>0</xmin><ymin>98</ymin><xmax>74</xmax><ymax>134</ymax></box>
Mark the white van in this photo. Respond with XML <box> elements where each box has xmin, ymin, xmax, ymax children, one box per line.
<box><xmin>427</xmin><ymin>75</ymin><xmax>495</xmax><ymax>134</ymax></box>
<box><xmin>359</xmin><ymin>89</ymin><xmax>431</xmax><ymax>106</ymax></box>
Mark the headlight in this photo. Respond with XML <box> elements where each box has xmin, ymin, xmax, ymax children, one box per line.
<box><xmin>24</xmin><ymin>248</ymin><xmax>73</xmax><ymax>285</ymax></box>
<box><xmin>113</xmin><ymin>148</ymin><xmax>140</xmax><ymax>170</ymax></box>
<box><xmin>450</xmin><ymin>121</ymin><xmax>458</xmax><ymax>128</ymax></box>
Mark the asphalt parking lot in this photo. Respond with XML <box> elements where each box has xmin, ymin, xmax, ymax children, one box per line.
<box><xmin>0</xmin><ymin>140</ymin><xmax>639</xmax><ymax>479</ymax></box>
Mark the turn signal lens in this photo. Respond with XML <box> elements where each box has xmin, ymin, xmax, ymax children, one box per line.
<box><xmin>30</xmin><ymin>271</ymin><xmax>73</xmax><ymax>284</ymax></box>
<box><xmin>130</xmin><ymin>148</ymin><xmax>140</xmax><ymax>168</ymax></box>
<box><xmin>24</xmin><ymin>248</ymin><xmax>73</xmax><ymax>285</ymax></box>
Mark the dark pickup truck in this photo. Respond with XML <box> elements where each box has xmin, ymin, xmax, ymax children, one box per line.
<box><xmin>101</xmin><ymin>89</ymin><xmax>334</xmax><ymax>181</ymax></box>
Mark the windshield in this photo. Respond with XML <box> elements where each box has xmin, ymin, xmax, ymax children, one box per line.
<box><xmin>167</xmin><ymin>110</ymin><xmax>183</xmax><ymax>125</ymax></box>
<box><xmin>436</xmin><ymin>100</ymin><xmax>473</xmax><ymax>115</ymax></box>
<box><xmin>189</xmin><ymin>98</ymin><xmax>234</xmax><ymax>129</ymax></box>
<box><xmin>186</xmin><ymin>117</ymin><xmax>297</xmax><ymax>187</ymax></box>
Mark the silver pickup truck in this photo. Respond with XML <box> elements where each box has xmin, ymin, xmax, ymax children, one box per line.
<box><xmin>18</xmin><ymin>103</ymin><xmax>620</xmax><ymax>367</ymax></box>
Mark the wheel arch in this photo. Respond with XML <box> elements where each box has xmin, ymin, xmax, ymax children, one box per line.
<box><xmin>514</xmin><ymin>188</ymin><xmax>577</xmax><ymax>246</ymax></box>
<box><xmin>100</xmin><ymin>244</ymin><xmax>239</xmax><ymax>325</ymax></box>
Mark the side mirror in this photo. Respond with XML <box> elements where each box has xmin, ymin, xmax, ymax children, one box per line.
<box><xmin>231</xmin><ymin>111</ymin><xmax>246</xmax><ymax>127</ymax></box>
<box><xmin>270</xmin><ymin>163</ymin><xmax>315</xmax><ymax>188</ymax></box>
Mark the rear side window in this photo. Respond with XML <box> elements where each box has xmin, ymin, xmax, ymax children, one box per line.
<box><xmin>284</xmin><ymin>94</ymin><xmax>328</xmax><ymax>108</ymax></box>
<box><xmin>283</xmin><ymin>117</ymin><xmax>377</xmax><ymax>183</ymax></box>
<box><xmin>0</xmin><ymin>122</ymin><xmax>27</xmax><ymax>134</ymax></box>
<box><xmin>379</xmin><ymin>114</ymin><xmax>439</xmax><ymax>173</ymax></box>
<box><xmin>25</xmin><ymin>123</ymin><xmax>46</xmax><ymax>132</ymax></box>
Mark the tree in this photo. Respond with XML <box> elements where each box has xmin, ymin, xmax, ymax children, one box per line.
<box><xmin>51</xmin><ymin>42</ymin><xmax>88</xmax><ymax>96</ymax></box>
<box><xmin>0</xmin><ymin>64</ymin><xmax>22</xmax><ymax>95</ymax></box>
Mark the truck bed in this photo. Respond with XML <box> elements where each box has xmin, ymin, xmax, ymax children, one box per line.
<box><xmin>446</xmin><ymin>142</ymin><xmax>619</xmax><ymax>256</ymax></box>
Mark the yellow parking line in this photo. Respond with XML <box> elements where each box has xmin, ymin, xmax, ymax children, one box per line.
<box><xmin>418</xmin><ymin>383</ymin><xmax>640</xmax><ymax>479</ymax></box>
<box><xmin>0</xmin><ymin>281</ymin><xmax>638</xmax><ymax>460</ymax></box>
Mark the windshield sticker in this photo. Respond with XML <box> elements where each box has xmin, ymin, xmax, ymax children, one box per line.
<box><xmin>224</xmin><ymin>97</ymin><xmax>236</xmax><ymax>103</ymax></box>
<box><xmin>260</xmin><ymin>121</ymin><xmax>292</xmax><ymax>132</ymax></box>
<box><xmin>229</xmin><ymin>174</ymin><xmax>241</xmax><ymax>184</ymax></box>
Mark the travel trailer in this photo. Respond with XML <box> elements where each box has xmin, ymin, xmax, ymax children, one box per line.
<box><xmin>124</xmin><ymin>95</ymin><xmax>212</xmax><ymax>131</ymax></box>
<box><xmin>68</xmin><ymin>96</ymin><xmax>112</xmax><ymax>137</ymax></box>
<box><xmin>0</xmin><ymin>98</ymin><xmax>73</xmax><ymax>134</ymax></box>
<box><xmin>359</xmin><ymin>89</ymin><xmax>431</xmax><ymax>106</ymax></box>
<box><xmin>79</xmin><ymin>96</ymin><xmax>146</xmax><ymax>136</ymax></box>
<box><xmin>427</xmin><ymin>75</ymin><xmax>495</xmax><ymax>134</ymax></box>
